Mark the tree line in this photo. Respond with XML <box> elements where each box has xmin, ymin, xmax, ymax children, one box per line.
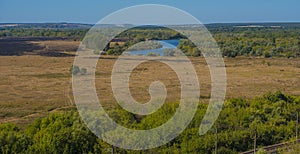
<box><xmin>1</xmin><ymin>26</ymin><xmax>300</xmax><ymax>57</ymax></box>
<box><xmin>1</xmin><ymin>91</ymin><xmax>300</xmax><ymax>153</ymax></box>
<box><xmin>0</xmin><ymin>28</ymin><xmax>88</xmax><ymax>41</ymax></box>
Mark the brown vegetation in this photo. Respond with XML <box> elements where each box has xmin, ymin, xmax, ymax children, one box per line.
<box><xmin>0</xmin><ymin>40</ymin><xmax>300</xmax><ymax>125</ymax></box>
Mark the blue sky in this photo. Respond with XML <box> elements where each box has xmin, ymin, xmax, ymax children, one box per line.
<box><xmin>1</xmin><ymin>0</ymin><xmax>299</xmax><ymax>24</ymax></box>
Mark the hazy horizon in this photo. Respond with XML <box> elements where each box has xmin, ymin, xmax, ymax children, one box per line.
<box><xmin>1</xmin><ymin>21</ymin><xmax>300</xmax><ymax>25</ymax></box>
<box><xmin>1</xmin><ymin>0</ymin><xmax>300</xmax><ymax>24</ymax></box>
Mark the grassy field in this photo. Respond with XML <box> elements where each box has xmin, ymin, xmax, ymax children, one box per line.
<box><xmin>0</xmin><ymin>40</ymin><xmax>300</xmax><ymax>125</ymax></box>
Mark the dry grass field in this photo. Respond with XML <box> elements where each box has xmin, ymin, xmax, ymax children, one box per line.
<box><xmin>0</xmin><ymin>40</ymin><xmax>300</xmax><ymax>125</ymax></box>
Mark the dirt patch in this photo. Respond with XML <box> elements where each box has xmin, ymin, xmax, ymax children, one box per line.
<box><xmin>0</xmin><ymin>37</ymin><xmax>79</xmax><ymax>56</ymax></box>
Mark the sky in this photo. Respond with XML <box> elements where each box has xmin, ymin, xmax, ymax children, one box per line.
<box><xmin>1</xmin><ymin>0</ymin><xmax>300</xmax><ymax>24</ymax></box>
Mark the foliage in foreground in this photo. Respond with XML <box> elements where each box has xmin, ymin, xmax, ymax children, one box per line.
<box><xmin>1</xmin><ymin>91</ymin><xmax>300</xmax><ymax>153</ymax></box>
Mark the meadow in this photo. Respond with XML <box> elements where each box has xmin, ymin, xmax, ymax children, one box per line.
<box><xmin>0</xmin><ymin>39</ymin><xmax>299</xmax><ymax>126</ymax></box>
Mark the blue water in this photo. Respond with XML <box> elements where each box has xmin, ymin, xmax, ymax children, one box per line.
<box><xmin>126</xmin><ymin>39</ymin><xmax>179</xmax><ymax>56</ymax></box>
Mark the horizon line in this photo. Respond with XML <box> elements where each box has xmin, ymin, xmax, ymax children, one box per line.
<box><xmin>1</xmin><ymin>21</ymin><xmax>300</xmax><ymax>25</ymax></box>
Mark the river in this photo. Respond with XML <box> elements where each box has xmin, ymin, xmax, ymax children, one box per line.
<box><xmin>125</xmin><ymin>39</ymin><xmax>179</xmax><ymax>56</ymax></box>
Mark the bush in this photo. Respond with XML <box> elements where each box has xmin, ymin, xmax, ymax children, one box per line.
<box><xmin>257</xmin><ymin>148</ymin><xmax>267</xmax><ymax>154</ymax></box>
<box><xmin>80</xmin><ymin>68</ymin><xmax>87</xmax><ymax>75</ymax></box>
<box><xmin>70</xmin><ymin>66</ymin><xmax>87</xmax><ymax>75</ymax></box>
<box><xmin>70</xmin><ymin>65</ymin><xmax>80</xmax><ymax>75</ymax></box>
<box><xmin>263</xmin><ymin>51</ymin><xmax>271</xmax><ymax>58</ymax></box>
<box><xmin>163</xmin><ymin>49</ymin><xmax>176</xmax><ymax>56</ymax></box>
<box><xmin>146</xmin><ymin>52</ymin><xmax>160</xmax><ymax>56</ymax></box>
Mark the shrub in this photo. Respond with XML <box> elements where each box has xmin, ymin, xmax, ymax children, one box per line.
<box><xmin>146</xmin><ymin>52</ymin><xmax>160</xmax><ymax>56</ymax></box>
<box><xmin>80</xmin><ymin>68</ymin><xmax>87</xmax><ymax>75</ymax></box>
<box><xmin>70</xmin><ymin>65</ymin><xmax>80</xmax><ymax>75</ymax></box>
<box><xmin>264</xmin><ymin>51</ymin><xmax>271</xmax><ymax>58</ymax></box>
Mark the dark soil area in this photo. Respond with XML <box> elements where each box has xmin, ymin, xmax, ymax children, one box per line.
<box><xmin>0</xmin><ymin>37</ymin><xmax>76</xmax><ymax>56</ymax></box>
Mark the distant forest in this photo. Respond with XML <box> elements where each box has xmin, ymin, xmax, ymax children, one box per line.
<box><xmin>1</xmin><ymin>23</ymin><xmax>300</xmax><ymax>57</ymax></box>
